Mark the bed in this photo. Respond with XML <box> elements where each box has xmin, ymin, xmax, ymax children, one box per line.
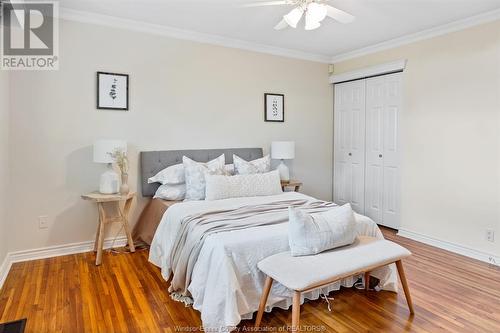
<box><xmin>140</xmin><ymin>148</ymin><xmax>398</xmax><ymax>332</ymax></box>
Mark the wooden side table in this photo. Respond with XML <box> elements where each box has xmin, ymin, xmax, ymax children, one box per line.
<box><xmin>281</xmin><ymin>180</ymin><xmax>302</xmax><ymax>192</ymax></box>
<box><xmin>81</xmin><ymin>191</ymin><xmax>136</xmax><ymax>265</ymax></box>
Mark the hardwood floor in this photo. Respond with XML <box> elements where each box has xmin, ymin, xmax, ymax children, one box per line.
<box><xmin>1</xmin><ymin>228</ymin><xmax>499</xmax><ymax>332</ymax></box>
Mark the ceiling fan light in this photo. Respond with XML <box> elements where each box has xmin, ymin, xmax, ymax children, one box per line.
<box><xmin>304</xmin><ymin>17</ymin><xmax>321</xmax><ymax>30</ymax></box>
<box><xmin>307</xmin><ymin>2</ymin><xmax>327</xmax><ymax>23</ymax></box>
<box><xmin>283</xmin><ymin>7</ymin><xmax>304</xmax><ymax>28</ymax></box>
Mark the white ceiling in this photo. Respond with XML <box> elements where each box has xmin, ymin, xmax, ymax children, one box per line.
<box><xmin>59</xmin><ymin>0</ymin><xmax>500</xmax><ymax>61</ymax></box>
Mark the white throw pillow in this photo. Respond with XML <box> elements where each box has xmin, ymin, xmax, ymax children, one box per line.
<box><xmin>153</xmin><ymin>184</ymin><xmax>186</xmax><ymax>201</ymax></box>
<box><xmin>233</xmin><ymin>154</ymin><xmax>271</xmax><ymax>175</ymax></box>
<box><xmin>205</xmin><ymin>170</ymin><xmax>282</xmax><ymax>200</ymax></box>
<box><xmin>183</xmin><ymin>154</ymin><xmax>226</xmax><ymax>201</ymax></box>
<box><xmin>148</xmin><ymin>163</ymin><xmax>185</xmax><ymax>185</ymax></box>
<box><xmin>288</xmin><ymin>203</ymin><xmax>357</xmax><ymax>257</ymax></box>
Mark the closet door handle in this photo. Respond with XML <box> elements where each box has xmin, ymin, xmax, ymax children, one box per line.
<box><xmin>379</xmin><ymin>154</ymin><xmax>383</xmax><ymax>158</ymax></box>
<box><xmin>348</xmin><ymin>153</ymin><xmax>352</xmax><ymax>156</ymax></box>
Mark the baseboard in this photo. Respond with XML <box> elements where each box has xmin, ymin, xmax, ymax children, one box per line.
<box><xmin>0</xmin><ymin>236</ymin><xmax>128</xmax><ymax>290</ymax></box>
<box><xmin>397</xmin><ymin>229</ymin><xmax>499</xmax><ymax>266</ymax></box>
<box><xmin>0</xmin><ymin>254</ymin><xmax>11</xmax><ymax>292</ymax></box>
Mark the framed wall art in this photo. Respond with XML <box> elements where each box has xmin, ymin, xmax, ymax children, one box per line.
<box><xmin>264</xmin><ymin>93</ymin><xmax>284</xmax><ymax>122</ymax></box>
<box><xmin>97</xmin><ymin>72</ymin><xmax>129</xmax><ymax>110</ymax></box>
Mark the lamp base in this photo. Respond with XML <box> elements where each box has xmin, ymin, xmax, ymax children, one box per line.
<box><xmin>99</xmin><ymin>164</ymin><xmax>120</xmax><ymax>194</ymax></box>
<box><xmin>277</xmin><ymin>160</ymin><xmax>290</xmax><ymax>182</ymax></box>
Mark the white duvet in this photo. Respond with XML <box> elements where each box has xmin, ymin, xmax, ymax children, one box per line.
<box><xmin>149</xmin><ymin>192</ymin><xmax>397</xmax><ymax>332</ymax></box>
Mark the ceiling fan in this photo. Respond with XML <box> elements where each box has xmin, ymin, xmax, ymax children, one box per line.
<box><xmin>243</xmin><ymin>0</ymin><xmax>355</xmax><ymax>31</ymax></box>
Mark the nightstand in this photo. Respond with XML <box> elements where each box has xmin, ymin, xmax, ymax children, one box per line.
<box><xmin>281</xmin><ymin>180</ymin><xmax>302</xmax><ymax>192</ymax></box>
<box><xmin>81</xmin><ymin>191</ymin><xmax>136</xmax><ymax>265</ymax></box>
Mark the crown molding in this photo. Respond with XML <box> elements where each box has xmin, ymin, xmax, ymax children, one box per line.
<box><xmin>59</xmin><ymin>8</ymin><xmax>331</xmax><ymax>64</ymax></box>
<box><xmin>331</xmin><ymin>8</ymin><xmax>500</xmax><ymax>63</ymax></box>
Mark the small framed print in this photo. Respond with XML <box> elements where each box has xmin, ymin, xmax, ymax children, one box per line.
<box><xmin>97</xmin><ymin>72</ymin><xmax>129</xmax><ymax>110</ymax></box>
<box><xmin>264</xmin><ymin>93</ymin><xmax>284</xmax><ymax>122</ymax></box>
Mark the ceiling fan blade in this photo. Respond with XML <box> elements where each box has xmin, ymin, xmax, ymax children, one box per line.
<box><xmin>274</xmin><ymin>18</ymin><xmax>289</xmax><ymax>30</ymax></box>
<box><xmin>242</xmin><ymin>1</ymin><xmax>289</xmax><ymax>7</ymax></box>
<box><xmin>326</xmin><ymin>5</ymin><xmax>355</xmax><ymax>24</ymax></box>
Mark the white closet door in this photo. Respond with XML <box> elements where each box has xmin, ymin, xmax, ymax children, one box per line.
<box><xmin>365</xmin><ymin>73</ymin><xmax>402</xmax><ymax>228</ymax></box>
<box><xmin>365</xmin><ymin>77</ymin><xmax>385</xmax><ymax>224</ymax></box>
<box><xmin>382</xmin><ymin>73</ymin><xmax>402</xmax><ymax>228</ymax></box>
<box><xmin>334</xmin><ymin>80</ymin><xmax>365</xmax><ymax>214</ymax></box>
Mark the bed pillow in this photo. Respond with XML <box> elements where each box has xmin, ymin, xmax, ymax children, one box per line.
<box><xmin>148</xmin><ymin>163</ymin><xmax>185</xmax><ymax>185</ymax></box>
<box><xmin>288</xmin><ymin>203</ymin><xmax>357</xmax><ymax>257</ymax></box>
<box><xmin>205</xmin><ymin>170</ymin><xmax>282</xmax><ymax>200</ymax></box>
<box><xmin>233</xmin><ymin>154</ymin><xmax>271</xmax><ymax>175</ymax></box>
<box><xmin>183</xmin><ymin>154</ymin><xmax>226</xmax><ymax>200</ymax></box>
<box><xmin>153</xmin><ymin>184</ymin><xmax>186</xmax><ymax>201</ymax></box>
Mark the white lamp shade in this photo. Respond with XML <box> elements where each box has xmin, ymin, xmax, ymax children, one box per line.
<box><xmin>93</xmin><ymin>140</ymin><xmax>127</xmax><ymax>163</ymax></box>
<box><xmin>284</xmin><ymin>7</ymin><xmax>304</xmax><ymax>28</ymax></box>
<box><xmin>271</xmin><ymin>141</ymin><xmax>295</xmax><ymax>160</ymax></box>
<box><xmin>305</xmin><ymin>3</ymin><xmax>326</xmax><ymax>30</ymax></box>
<box><xmin>305</xmin><ymin>14</ymin><xmax>321</xmax><ymax>30</ymax></box>
<box><xmin>307</xmin><ymin>3</ymin><xmax>327</xmax><ymax>22</ymax></box>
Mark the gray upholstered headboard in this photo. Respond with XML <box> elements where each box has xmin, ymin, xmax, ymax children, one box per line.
<box><xmin>140</xmin><ymin>148</ymin><xmax>264</xmax><ymax>197</ymax></box>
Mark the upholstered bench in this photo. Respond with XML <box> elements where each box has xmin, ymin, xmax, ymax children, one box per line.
<box><xmin>255</xmin><ymin>236</ymin><xmax>414</xmax><ymax>331</ymax></box>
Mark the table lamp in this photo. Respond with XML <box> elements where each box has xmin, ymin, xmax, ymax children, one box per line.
<box><xmin>93</xmin><ymin>140</ymin><xmax>127</xmax><ymax>194</ymax></box>
<box><xmin>271</xmin><ymin>141</ymin><xmax>295</xmax><ymax>182</ymax></box>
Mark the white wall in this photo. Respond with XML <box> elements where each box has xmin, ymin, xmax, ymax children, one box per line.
<box><xmin>0</xmin><ymin>70</ymin><xmax>9</xmax><ymax>264</ymax></box>
<box><xmin>7</xmin><ymin>19</ymin><xmax>333</xmax><ymax>252</ymax></box>
<box><xmin>334</xmin><ymin>20</ymin><xmax>500</xmax><ymax>259</ymax></box>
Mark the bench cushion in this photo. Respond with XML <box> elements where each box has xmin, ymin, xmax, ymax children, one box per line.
<box><xmin>258</xmin><ymin>236</ymin><xmax>411</xmax><ymax>292</ymax></box>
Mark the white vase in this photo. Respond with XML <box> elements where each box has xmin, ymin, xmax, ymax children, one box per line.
<box><xmin>120</xmin><ymin>173</ymin><xmax>130</xmax><ymax>195</ymax></box>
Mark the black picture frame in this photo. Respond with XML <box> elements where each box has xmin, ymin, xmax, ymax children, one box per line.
<box><xmin>97</xmin><ymin>71</ymin><xmax>129</xmax><ymax>111</ymax></box>
<box><xmin>264</xmin><ymin>93</ymin><xmax>285</xmax><ymax>122</ymax></box>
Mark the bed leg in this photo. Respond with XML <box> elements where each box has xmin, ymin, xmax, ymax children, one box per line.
<box><xmin>396</xmin><ymin>260</ymin><xmax>415</xmax><ymax>315</ymax></box>
<box><xmin>364</xmin><ymin>271</ymin><xmax>370</xmax><ymax>291</ymax></box>
<box><xmin>255</xmin><ymin>276</ymin><xmax>273</xmax><ymax>328</ymax></box>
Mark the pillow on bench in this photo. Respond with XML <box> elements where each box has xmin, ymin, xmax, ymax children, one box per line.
<box><xmin>288</xmin><ymin>203</ymin><xmax>357</xmax><ymax>257</ymax></box>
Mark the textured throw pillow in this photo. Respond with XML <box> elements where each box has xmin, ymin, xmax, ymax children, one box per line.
<box><xmin>153</xmin><ymin>184</ymin><xmax>186</xmax><ymax>201</ymax></box>
<box><xmin>233</xmin><ymin>154</ymin><xmax>271</xmax><ymax>175</ymax></box>
<box><xmin>183</xmin><ymin>154</ymin><xmax>226</xmax><ymax>200</ymax></box>
<box><xmin>148</xmin><ymin>163</ymin><xmax>185</xmax><ymax>185</ymax></box>
<box><xmin>288</xmin><ymin>203</ymin><xmax>357</xmax><ymax>257</ymax></box>
<box><xmin>205</xmin><ymin>170</ymin><xmax>282</xmax><ymax>200</ymax></box>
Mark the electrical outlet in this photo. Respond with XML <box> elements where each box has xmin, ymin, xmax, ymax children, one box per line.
<box><xmin>38</xmin><ymin>215</ymin><xmax>49</xmax><ymax>229</ymax></box>
<box><xmin>486</xmin><ymin>230</ymin><xmax>495</xmax><ymax>243</ymax></box>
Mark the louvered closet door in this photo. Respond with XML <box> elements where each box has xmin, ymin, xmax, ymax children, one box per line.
<box><xmin>334</xmin><ymin>80</ymin><xmax>366</xmax><ymax>214</ymax></box>
<box><xmin>365</xmin><ymin>73</ymin><xmax>402</xmax><ymax>228</ymax></box>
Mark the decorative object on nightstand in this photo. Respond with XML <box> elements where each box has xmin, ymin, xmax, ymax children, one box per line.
<box><xmin>281</xmin><ymin>180</ymin><xmax>302</xmax><ymax>192</ymax></box>
<box><xmin>272</xmin><ymin>141</ymin><xmax>295</xmax><ymax>182</ymax></box>
<box><xmin>93</xmin><ymin>139</ymin><xmax>127</xmax><ymax>194</ymax></box>
<box><xmin>81</xmin><ymin>191</ymin><xmax>136</xmax><ymax>266</ymax></box>
<box><xmin>109</xmin><ymin>148</ymin><xmax>130</xmax><ymax>195</ymax></box>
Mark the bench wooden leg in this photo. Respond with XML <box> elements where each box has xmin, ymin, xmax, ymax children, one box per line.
<box><xmin>364</xmin><ymin>271</ymin><xmax>370</xmax><ymax>291</ymax></box>
<box><xmin>291</xmin><ymin>291</ymin><xmax>301</xmax><ymax>332</ymax></box>
<box><xmin>396</xmin><ymin>260</ymin><xmax>415</xmax><ymax>315</ymax></box>
<box><xmin>255</xmin><ymin>276</ymin><xmax>273</xmax><ymax>328</ymax></box>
